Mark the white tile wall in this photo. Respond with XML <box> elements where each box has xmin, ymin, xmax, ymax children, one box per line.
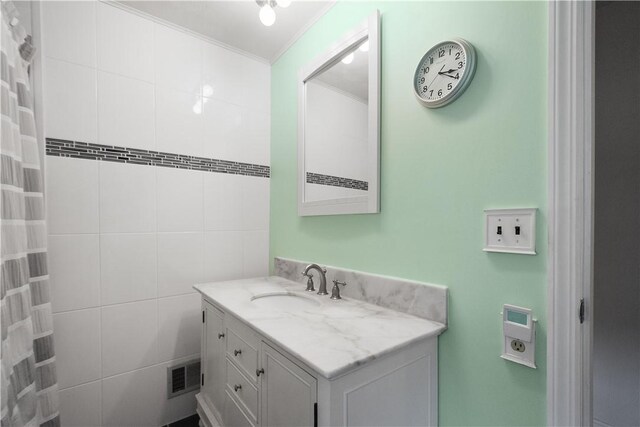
<box><xmin>242</xmin><ymin>176</ymin><xmax>270</xmax><ymax>230</ymax></box>
<box><xmin>96</xmin><ymin>2</ymin><xmax>154</xmax><ymax>82</ymax></box>
<box><xmin>46</xmin><ymin>156</ymin><xmax>99</xmax><ymax>234</ymax></box>
<box><xmin>204</xmin><ymin>173</ymin><xmax>244</xmax><ymax>231</ymax></box>
<box><xmin>44</xmin><ymin>58</ymin><xmax>98</xmax><ymax>143</ymax></box>
<box><xmin>202</xmin><ymin>42</ymin><xmax>270</xmax><ymax>113</ymax></box>
<box><xmin>203</xmin><ymin>98</ymin><xmax>270</xmax><ymax>165</ymax></box>
<box><xmin>102</xmin><ymin>364</ymin><xmax>165</xmax><ymax>427</ymax></box>
<box><xmin>154</xmin><ymin>24</ymin><xmax>202</xmax><ymax>95</ymax></box>
<box><xmin>100</xmin><ymin>233</ymin><xmax>157</xmax><ymax>305</ymax></box>
<box><xmin>99</xmin><ymin>162</ymin><xmax>157</xmax><ymax>233</ymax></box>
<box><xmin>157</xmin><ymin>232</ymin><xmax>203</xmax><ymax>297</ymax></box>
<box><xmin>43</xmin><ymin>2</ymin><xmax>270</xmax><ymax>425</ymax></box>
<box><xmin>42</xmin><ymin>1</ymin><xmax>96</xmax><ymax>68</ymax></box>
<box><xmin>157</xmin><ymin>293</ymin><xmax>201</xmax><ymax>362</ymax></box>
<box><xmin>243</xmin><ymin>231</ymin><xmax>270</xmax><ymax>278</ymax></box>
<box><xmin>97</xmin><ymin>71</ymin><xmax>155</xmax><ymax>150</ymax></box>
<box><xmin>49</xmin><ymin>234</ymin><xmax>100</xmax><ymax>313</ymax></box>
<box><xmin>101</xmin><ymin>300</ymin><xmax>158</xmax><ymax>376</ymax></box>
<box><xmin>157</xmin><ymin>168</ymin><xmax>203</xmax><ymax>232</ymax></box>
<box><xmin>53</xmin><ymin>309</ymin><xmax>101</xmax><ymax>389</ymax></box>
<box><xmin>155</xmin><ymin>86</ymin><xmax>204</xmax><ymax>156</ymax></box>
<box><xmin>59</xmin><ymin>380</ymin><xmax>102</xmax><ymax>427</ymax></box>
<box><xmin>204</xmin><ymin>231</ymin><xmax>244</xmax><ymax>281</ymax></box>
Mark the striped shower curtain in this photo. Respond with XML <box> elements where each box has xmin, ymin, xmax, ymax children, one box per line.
<box><xmin>1</xmin><ymin>4</ymin><xmax>60</xmax><ymax>426</ymax></box>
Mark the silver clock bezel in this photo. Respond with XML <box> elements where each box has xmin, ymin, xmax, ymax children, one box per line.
<box><xmin>413</xmin><ymin>38</ymin><xmax>477</xmax><ymax>109</ymax></box>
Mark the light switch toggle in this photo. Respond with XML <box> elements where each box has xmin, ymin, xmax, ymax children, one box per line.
<box><xmin>484</xmin><ymin>208</ymin><xmax>536</xmax><ymax>255</ymax></box>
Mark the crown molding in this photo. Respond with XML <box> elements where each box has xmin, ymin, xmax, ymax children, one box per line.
<box><xmin>108</xmin><ymin>0</ymin><xmax>271</xmax><ymax>65</ymax></box>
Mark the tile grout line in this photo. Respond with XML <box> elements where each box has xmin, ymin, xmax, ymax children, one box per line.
<box><xmin>58</xmin><ymin>351</ymin><xmax>202</xmax><ymax>393</ymax></box>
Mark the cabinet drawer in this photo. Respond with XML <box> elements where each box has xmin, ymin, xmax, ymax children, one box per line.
<box><xmin>226</xmin><ymin>358</ymin><xmax>258</xmax><ymax>421</ymax></box>
<box><xmin>226</xmin><ymin>317</ymin><xmax>259</xmax><ymax>382</ymax></box>
<box><xmin>223</xmin><ymin>390</ymin><xmax>255</xmax><ymax>427</ymax></box>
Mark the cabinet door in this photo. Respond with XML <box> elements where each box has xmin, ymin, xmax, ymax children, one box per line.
<box><xmin>224</xmin><ymin>391</ymin><xmax>255</xmax><ymax>427</ymax></box>
<box><xmin>260</xmin><ymin>343</ymin><xmax>317</xmax><ymax>427</ymax></box>
<box><xmin>202</xmin><ymin>301</ymin><xmax>225</xmax><ymax>414</ymax></box>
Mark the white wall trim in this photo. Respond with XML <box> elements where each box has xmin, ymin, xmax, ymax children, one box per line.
<box><xmin>297</xmin><ymin>10</ymin><xmax>380</xmax><ymax>217</ymax></box>
<box><xmin>270</xmin><ymin>0</ymin><xmax>337</xmax><ymax>65</ymax></box>
<box><xmin>547</xmin><ymin>1</ymin><xmax>595</xmax><ymax>426</ymax></box>
<box><xmin>108</xmin><ymin>0</ymin><xmax>270</xmax><ymax>65</ymax></box>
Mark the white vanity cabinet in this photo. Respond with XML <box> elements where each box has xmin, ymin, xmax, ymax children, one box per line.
<box><xmin>200</xmin><ymin>302</ymin><xmax>225</xmax><ymax>423</ymax></box>
<box><xmin>196</xmin><ymin>298</ymin><xmax>439</xmax><ymax>427</ymax></box>
<box><xmin>260</xmin><ymin>343</ymin><xmax>317</xmax><ymax>426</ymax></box>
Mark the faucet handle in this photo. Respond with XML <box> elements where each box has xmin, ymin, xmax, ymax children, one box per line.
<box><xmin>304</xmin><ymin>275</ymin><xmax>315</xmax><ymax>292</ymax></box>
<box><xmin>330</xmin><ymin>280</ymin><xmax>347</xmax><ymax>300</ymax></box>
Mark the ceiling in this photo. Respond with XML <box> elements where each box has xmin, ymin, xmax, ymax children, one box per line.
<box><xmin>120</xmin><ymin>0</ymin><xmax>336</xmax><ymax>63</ymax></box>
<box><xmin>316</xmin><ymin>39</ymin><xmax>369</xmax><ymax>102</ymax></box>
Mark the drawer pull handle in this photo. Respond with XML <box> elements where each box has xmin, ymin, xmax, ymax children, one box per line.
<box><xmin>218</xmin><ymin>333</ymin><xmax>225</xmax><ymax>339</ymax></box>
<box><xmin>256</xmin><ymin>368</ymin><xmax>264</xmax><ymax>377</ymax></box>
<box><xmin>234</xmin><ymin>349</ymin><xmax>242</xmax><ymax>356</ymax></box>
<box><xmin>233</xmin><ymin>384</ymin><xmax>242</xmax><ymax>392</ymax></box>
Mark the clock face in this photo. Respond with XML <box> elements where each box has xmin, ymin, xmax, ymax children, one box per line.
<box><xmin>413</xmin><ymin>39</ymin><xmax>476</xmax><ymax>108</ymax></box>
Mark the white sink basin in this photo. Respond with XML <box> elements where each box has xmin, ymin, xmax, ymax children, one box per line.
<box><xmin>250</xmin><ymin>292</ymin><xmax>320</xmax><ymax>311</ymax></box>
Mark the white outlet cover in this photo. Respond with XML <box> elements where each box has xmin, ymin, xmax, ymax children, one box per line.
<box><xmin>501</xmin><ymin>322</ymin><xmax>537</xmax><ymax>369</ymax></box>
<box><xmin>484</xmin><ymin>208</ymin><xmax>537</xmax><ymax>255</ymax></box>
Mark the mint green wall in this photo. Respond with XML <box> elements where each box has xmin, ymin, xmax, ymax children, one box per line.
<box><xmin>269</xmin><ymin>2</ymin><xmax>547</xmax><ymax>425</ymax></box>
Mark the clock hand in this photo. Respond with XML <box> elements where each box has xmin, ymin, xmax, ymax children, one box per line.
<box><xmin>439</xmin><ymin>73</ymin><xmax>458</xmax><ymax>80</ymax></box>
<box><xmin>427</xmin><ymin>64</ymin><xmax>446</xmax><ymax>89</ymax></box>
<box><xmin>438</xmin><ymin>69</ymin><xmax>457</xmax><ymax>75</ymax></box>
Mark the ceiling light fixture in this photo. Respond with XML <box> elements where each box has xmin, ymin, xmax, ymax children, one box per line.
<box><xmin>256</xmin><ymin>0</ymin><xmax>290</xmax><ymax>27</ymax></box>
<box><xmin>341</xmin><ymin>53</ymin><xmax>354</xmax><ymax>65</ymax></box>
<box><xmin>259</xmin><ymin>3</ymin><xmax>275</xmax><ymax>26</ymax></box>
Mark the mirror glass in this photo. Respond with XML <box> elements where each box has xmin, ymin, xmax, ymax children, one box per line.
<box><xmin>298</xmin><ymin>11</ymin><xmax>379</xmax><ymax>216</ymax></box>
<box><xmin>304</xmin><ymin>39</ymin><xmax>370</xmax><ymax>203</ymax></box>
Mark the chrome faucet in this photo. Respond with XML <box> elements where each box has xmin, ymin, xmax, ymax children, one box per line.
<box><xmin>302</xmin><ymin>264</ymin><xmax>328</xmax><ymax>295</ymax></box>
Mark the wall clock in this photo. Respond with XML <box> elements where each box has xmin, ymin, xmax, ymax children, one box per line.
<box><xmin>413</xmin><ymin>38</ymin><xmax>477</xmax><ymax>108</ymax></box>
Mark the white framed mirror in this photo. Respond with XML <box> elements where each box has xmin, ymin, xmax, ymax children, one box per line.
<box><xmin>298</xmin><ymin>10</ymin><xmax>380</xmax><ymax>216</ymax></box>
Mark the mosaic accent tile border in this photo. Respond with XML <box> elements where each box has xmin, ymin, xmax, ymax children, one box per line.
<box><xmin>306</xmin><ymin>172</ymin><xmax>368</xmax><ymax>191</ymax></box>
<box><xmin>45</xmin><ymin>138</ymin><xmax>270</xmax><ymax>178</ymax></box>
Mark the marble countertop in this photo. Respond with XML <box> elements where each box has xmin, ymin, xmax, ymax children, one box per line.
<box><xmin>194</xmin><ymin>276</ymin><xmax>446</xmax><ymax>380</ymax></box>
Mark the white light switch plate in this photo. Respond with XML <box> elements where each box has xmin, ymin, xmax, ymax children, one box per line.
<box><xmin>484</xmin><ymin>208</ymin><xmax>536</xmax><ymax>255</ymax></box>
